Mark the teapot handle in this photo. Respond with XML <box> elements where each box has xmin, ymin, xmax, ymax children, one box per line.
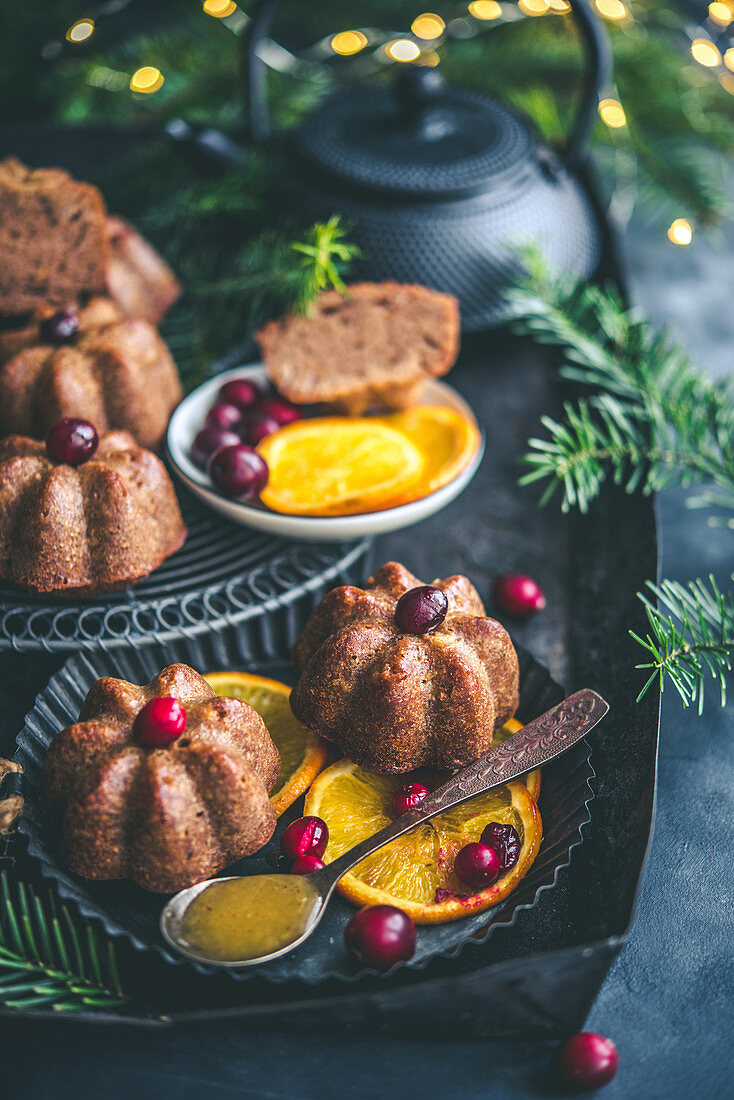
<box><xmin>244</xmin><ymin>0</ymin><xmax>612</xmax><ymax>164</ymax></box>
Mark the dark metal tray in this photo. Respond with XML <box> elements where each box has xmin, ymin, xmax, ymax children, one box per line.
<box><xmin>0</xmin><ymin>324</ymin><xmax>660</xmax><ymax>1037</ymax></box>
<box><xmin>15</xmin><ymin>644</ymin><xmax>592</xmax><ymax>987</ymax></box>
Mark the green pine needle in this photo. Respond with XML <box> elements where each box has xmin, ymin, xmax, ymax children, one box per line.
<box><xmin>632</xmin><ymin>576</ymin><xmax>734</xmax><ymax>712</ymax></box>
<box><xmin>508</xmin><ymin>266</ymin><xmax>734</xmax><ymax>515</ymax></box>
<box><xmin>290</xmin><ymin>216</ymin><xmax>361</xmax><ymax>314</ymax></box>
<box><xmin>0</xmin><ymin>872</ymin><xmax>126</xmax><ymax>1012</ymax></box>
<box><xmin>508</xmin><ymin>257</ymin><xmax>734</xmax><ymax>710</ymax></box>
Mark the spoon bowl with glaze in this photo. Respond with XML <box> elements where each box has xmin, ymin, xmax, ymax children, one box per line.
<box><xmin>160</xmin><ymin>689</ymin><xmax>609</xmax><ymax>968</ymax></box>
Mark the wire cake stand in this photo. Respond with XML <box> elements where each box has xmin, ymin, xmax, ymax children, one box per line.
<box><xmin>0</xmin><ymin>483</ymin><xmax>373</xmax><ymax>658</ymax></box>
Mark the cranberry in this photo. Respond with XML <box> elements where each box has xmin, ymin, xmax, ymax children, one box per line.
<box><xmin>40</xmin><ymin>308</ymin><xmax>79</xmax><ymax>344</ymax></box>
<box><xmin>290</xmin><ymin>854</ymin><xmax>325</xmax><ymax>875</ymax></box>
<box><xmin>395</xmin><ymin>585</ymin><xmax>448</xmax><ymax>635</ymax></box>
<box><xmin>45</xmin><ymin>418</ymin><xmax>98</xmax><ymax>466</ymax></box>
<box><xmin>218</xmin><ymin>378</ymin><xmax>260</xmax><ymax>410</ymax></box>
<box><xmin>558</xmin><ymin>1032</ymin><xmax>619</xmax><ymax>1091</ymax></box>
<box><xmin>492</xmin><ymin>573</ymin><xmax>546</xmax><ymax>617</ymax></box>
<box><xmin>242</xmin><ymin>413</ymin><xmax>281</xmax><ymax>447</ymax></box>
<box><xmin>280</xmin><ymin>816</ymin><xmax>329</xmax><ymax>859</ymax></box>
<box><xmin>133</xmin><ymin>697</ymin><xmax>187</xmax><ymax>747</ymax></box>
<box><xmin>453</xmin><ymin>842</ymin><xmax>500</xmax><ymax>890</ymax></box>
<box><xmin>208</xmin><ymin>444</ymin><xmax>268</xmax><ymax>501</ymax></box>
<box><xmin>392</xmin><ymin>782</ymin><xmax>430</xmax><ymax>816</ymax></box>
<box><xmin>190</xmin><ymin>426</ymin><xmax>241</xmax><ymax>469</ymax></box>
<box><xmin>256</xmin><ymin>396</ymin><xmax>301</xmax><ymax>426</ymax></box>
<box><xmin>480</xmin><ymin>822</ymin><xmax>521</xmax><ymax>872</ymax></box>
<box><xmin>205</xmin><ymin>402</ymin><xmax>243</xmax><ymax>432</ymax></box>
<box><xmin>344</xmin><ymin>905</ymin><xmax>416</xmax><ymax>970</ymax></box>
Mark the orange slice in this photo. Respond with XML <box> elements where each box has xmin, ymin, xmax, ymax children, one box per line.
<box><xmin>205</xmin><ymin>671</ymin><xmax>329</xmax><ymax>815</ymax></box>
<box><xmin>380</xmin><ymin>405</ymin><xmax>481</xmax><ymax>498</ymax></box>
<box><xmin>257</xmin><ymin>418</ymin><xmax>425</xmax><ymax>516</ymax></box>
<box><xmin>496</xmin><ymin>718</ymin><xmax>541</xmax><ymax>801</ymax></box>
<box><xmin>304</xmin><ymin>759</ymin><xmax>542</xmax><ymax>924</ymax></box>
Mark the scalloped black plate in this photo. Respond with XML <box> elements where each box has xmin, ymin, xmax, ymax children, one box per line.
<box><xmin>14</xmin><ymin>641</ymin><xmax>593</xmax><ymax>986</ymax></box>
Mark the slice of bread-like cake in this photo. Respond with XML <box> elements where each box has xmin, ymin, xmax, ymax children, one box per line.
<box><xmin>256</xmin><ymin>282</ymin><xmax>460</xmax><ymax>415</ymax></box>
<box><xmin>0</xmin><ymin>158</ymin><xmax>108</xmax><ymax>316</ymax></box>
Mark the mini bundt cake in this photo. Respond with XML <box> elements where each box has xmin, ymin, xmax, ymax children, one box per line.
<box><xmin>0</xmin><ymin>428</ymin><xmax>187</xmax><ymax>595</ymax></box>
<box><xmin>291</xmin><ymin>561</ymin><xmax>519</xmax><ymax>773</ymax></box>
<box><xmin>0</xmin><ymin>297</ymin><xmax>182</xmax><ymax>449</ymax></box>
<box><xmin>43</xmin><ymin>664</ymin><xmax>280</xmax><ymax>893</ymax></box>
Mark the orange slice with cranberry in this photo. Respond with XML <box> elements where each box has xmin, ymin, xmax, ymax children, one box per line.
<box><xmin>304</xmin><ymin>758</ymin><xmax>542</xmax><ymax>924</ymax></box>
<box><xmin>204</xmin><ymin>671</ymin><xmax>329</xmax><ymax>815</ymax></box>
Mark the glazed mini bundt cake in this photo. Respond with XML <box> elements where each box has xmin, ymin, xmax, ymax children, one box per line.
<box><xmin>43</xmin><ymin>664</ymin><xmax>280</xmax><ymax>893</ymax></box>
<box><xmin>0</xmin><ymin>428</ymin><xmax>187</xmax><ymax>595</ymax></box>
<box><xmin>291</xmin><ymin>561</ymin><xmax>519</xmax><ymax>773</ymax></box>
<box><xmin>0</xmin><ymin>297</ymin><xmax>182</xmax><ymax>450</ymax></box>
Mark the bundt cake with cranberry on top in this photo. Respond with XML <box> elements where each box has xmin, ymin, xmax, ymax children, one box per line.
<box><xmin>43</xmin><ymin>663</ymin><xmax>280</xmax><ymax>893</ymax></box>
<box><xmin>291</xmin><ymin>561</ymin><xmax>519</xmax><ymax>774</ymax></box>
<box><xmin>0</xmin><ymin>297</ymin><xmax>182</xmax><ymax>450</ymax></box>
<box><xmin>0</xmin><ymin>427</ymin><xmax>186</xmax><ymax>595</ymax></box>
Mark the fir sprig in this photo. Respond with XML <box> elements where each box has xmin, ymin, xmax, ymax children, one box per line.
<box><xmin>632</xmin><ymin>577</ymin><xmax>734</xmax><ymax>711</ymax></box>
<box><xmin>0</xmin><ymin>872</ymin><xmax>126</xmax><ymax>1012</ymax></box>
<box><xmin>290</xmin><ymin>217</ymin><xmax>361</xmax><ymax>314</ymax></box>
<box><xmin>508</xmin><ymin>271</ymin><xmax>734</xmax><ymax>513</ymax></box>
<box><xmin>508</xmin><ymin>261</ymin><xmax>734</xmax><ymax>709</ymax></box>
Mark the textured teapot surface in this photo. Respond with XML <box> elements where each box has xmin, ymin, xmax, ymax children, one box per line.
<box><xmin>292</xmin><ymin>74</ymin><xmax>602</xmax><ymax>330</ymax></box>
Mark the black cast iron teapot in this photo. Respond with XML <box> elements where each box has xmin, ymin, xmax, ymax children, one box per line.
<box><xmin>244</xmin><ymin>0</ymin><xmax>613</xmax><ymax>329</ymax></box>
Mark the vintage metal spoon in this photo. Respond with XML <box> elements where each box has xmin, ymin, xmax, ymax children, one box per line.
<box><xmin>161</xmin><ymin>688</ymin><xmax>608</xmax><ymax>967</ymax></box>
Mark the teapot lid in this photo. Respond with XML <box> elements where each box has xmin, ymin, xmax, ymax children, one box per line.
<box><xmin>296</xmin><ymin>67</ymin><xmax>535</xmax><ymax>199</ymax></box>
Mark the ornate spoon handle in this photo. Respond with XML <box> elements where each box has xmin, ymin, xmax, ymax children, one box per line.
<box><xmin>319</xmin><ymin>689</ymin><xmax>608</xmax><ymax>887</ymax></box>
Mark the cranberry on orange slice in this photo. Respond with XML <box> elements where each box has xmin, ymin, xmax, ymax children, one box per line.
<box><xmin>304</xmin><ymin>759</ymin><xmax>542</xmax><ymax>925</ymax></box>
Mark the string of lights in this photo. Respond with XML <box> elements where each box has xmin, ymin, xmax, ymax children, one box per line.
<box><xmin>51</xmin><ymin>1</ymin><xmax>734</xmax><ymax>245</ymax></box>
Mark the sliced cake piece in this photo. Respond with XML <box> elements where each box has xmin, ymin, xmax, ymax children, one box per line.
<box><xmin>256</xmin><ymin>282</ymin><xmax>460</xmax><ymax>415</ymax></box>
<box><xmin>0</xmin><ymin>158</ymin><xmax>108</xmax><ymax>316</ymax></box>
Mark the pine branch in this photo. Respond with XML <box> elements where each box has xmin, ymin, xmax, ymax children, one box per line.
<box><xmin>0</xmin><ymin>871</ymin><xmax>126</xmax><ymax>1012</ymax></box>
<box><xmin>632</xmin><ymin>576</ymin><xmax>734</xmax><ymax>712</ymax></box>
<box><xmin>290</xmin><ymin>216</ymin><xmax>361</xmax><ymax>314</ymax></box>
<box><xmin>508</xmin><ymin>269</ymin><xmax>734</xmax><ymax>513</ymax></box>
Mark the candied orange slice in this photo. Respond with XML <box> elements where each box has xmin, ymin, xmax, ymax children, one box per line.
<box><xmin>257</xmin><ymin>418</ymin><xmax>425</xmax><ymax>516</ymax></box>
<box><xmin>304</xmin><ymin>758</ymin><xmax>542</xmax><ymax>924</ymax></box>
<box><xmin>380</xmin><ymin>405</ymin><xmax>481</xmax><ymax>498</ymax></box>
<box><xmin>205</xmin><ymin>671</ymin><xmax>329</xmax><ymax>815</ymax></box>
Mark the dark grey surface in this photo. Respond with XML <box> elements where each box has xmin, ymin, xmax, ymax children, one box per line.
<box><xmin>2</xmin><ymin>217</ymin><xmax>733</xmax><ymax>1096</ymax></box>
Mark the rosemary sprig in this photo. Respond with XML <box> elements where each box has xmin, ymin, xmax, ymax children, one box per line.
<box><xmin>0</xmin><ymin>871</ymin><xmax>126</xmax><ymax>1012</ymax></box>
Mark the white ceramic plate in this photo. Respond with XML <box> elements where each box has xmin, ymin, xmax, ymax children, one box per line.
<box><xmin>167</xmin><ymin>364</ymin><xmax>484</xmax><ymax>542</ymax></box>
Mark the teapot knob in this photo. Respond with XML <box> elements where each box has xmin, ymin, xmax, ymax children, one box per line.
<box><xmin>396</xmin><ymin>66</ymin><xmax>447</xmax><ymax>122</ymax></box>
